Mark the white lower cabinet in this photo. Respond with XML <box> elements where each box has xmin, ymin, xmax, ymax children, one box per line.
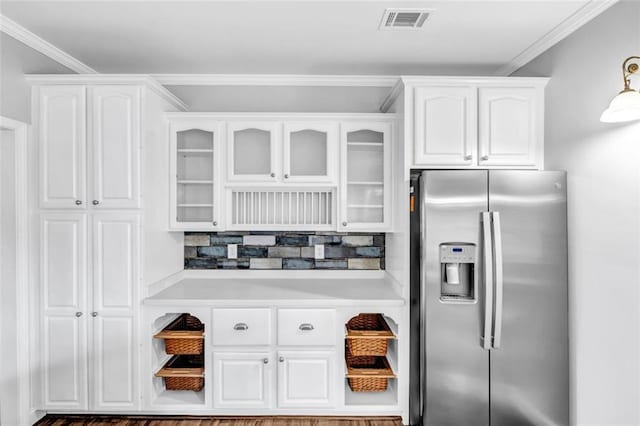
<box><xmin>212</xmin><ymin>350</ymin><xmax>336</xmax><ymax>410</ymax></box>
<box><xmin>277</xmin><ymin>350</ymin><xmax>335</xmax><ymax>408</ymax></box>
<box><xmin>40</xmin><ymin>213</ymin><xmax>139</xmax><ymax>411</ymax></box>
<box><xmin>213</xmin><ymin>352</ymin><xmax>271</xmax><ymax>409</ymax></box>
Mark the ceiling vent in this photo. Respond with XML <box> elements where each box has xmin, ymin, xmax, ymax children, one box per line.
<box><xmin>379</xmin><ymin>8</ymin><xmax>432</xmax><ymax>30</ymax></box>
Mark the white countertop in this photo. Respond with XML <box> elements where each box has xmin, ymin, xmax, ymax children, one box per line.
<box><xmin>144</xmin><ymin>276</ymin><xmax>405</xmax><ymax>307</ymax></box>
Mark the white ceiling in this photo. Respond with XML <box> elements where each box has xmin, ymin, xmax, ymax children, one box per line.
<box><xmin>0</xmin><ymin>1</ymin><xmax>604</xmax><ymax>75</ymax></box>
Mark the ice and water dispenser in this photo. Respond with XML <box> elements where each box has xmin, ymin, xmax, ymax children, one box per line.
<box><xmin>439</xmin><ymin>243</ymin><xmax>476</xmax><ymax>302</ymax></box>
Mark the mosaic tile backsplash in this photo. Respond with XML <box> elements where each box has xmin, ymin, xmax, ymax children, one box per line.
<box><xmin>184</xmin><ymin>232</ymin><xmax>385</xmax><ymax>270</ymax></box>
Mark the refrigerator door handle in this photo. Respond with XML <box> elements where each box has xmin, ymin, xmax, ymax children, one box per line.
<box><xmin>492</xmin><ymin>211</ymin><xmax>504</xmax><ymax>349</ymax></box>
<box><xmin>482</xmin><ymin>211</ymin><xmax>494</xmax><ymax>350</ymax></box>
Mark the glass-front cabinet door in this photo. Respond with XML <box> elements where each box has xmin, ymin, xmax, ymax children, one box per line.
<box><xmin>283</xmin><ymin>122</ymin><xmax>338</xmax><ymax>184</ymax></box>
<box><xmin>339</xmin><ymin>122</ymin><xmax>392</xmax><ymax>231</ymax></box>
<box><xmin>169</xmin><ymin>120</ymin><xmax>222</xmax><ymax>230</ymax></box>
<box><xmin>227</xmin><ymin>122</ymin><xmax>279</xmax><ymax>182</ymax></box>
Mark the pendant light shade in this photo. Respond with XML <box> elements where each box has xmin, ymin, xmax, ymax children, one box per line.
<box><xmin>601</xmin><ymin>56</ymin><xmax>640</xmax><ymax>123</ymax></box>
<box><xmin>600</xmin><ymin>89</ymin><xmax>640</xmax><ymax>123</ymax></box>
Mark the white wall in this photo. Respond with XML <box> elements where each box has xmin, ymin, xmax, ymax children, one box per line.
<box><xmin>0</xmin><ymin>33</ymin><xmax>72</xmax><ymax>123</ymax></box>
<box><xmin>0</xmin><ymin>128</ymin><xmax>19</xmax><ymax>426</ymax></box>
<box><xmin>514</xmin><ymin>2</ymin><xmax>640</xmax><ymax>425</ymax></box>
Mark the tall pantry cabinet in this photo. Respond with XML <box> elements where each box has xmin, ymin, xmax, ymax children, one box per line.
<box><xmin>30</xmin><ymin>77</ymin><xmax>185</xmax><ymax>412</ymax></box>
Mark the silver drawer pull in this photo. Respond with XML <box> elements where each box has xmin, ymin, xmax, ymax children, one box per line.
<box><xmin>299</xmin><ymin>323</ymin><xmax>314</xmax><ymax>331</ymax></box>
<box><xmin>233</xmin><ymin>322</ymin><xmax>249</xmax><ymax>331</ymax></box>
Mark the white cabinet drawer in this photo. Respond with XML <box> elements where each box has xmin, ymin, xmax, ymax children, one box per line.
<box><xmin>277</xmin><ymin>309</ymin><xmax>336</xmax><ymax>346</ymax></box>
<box><xmin>212</xmin><ymin>308</ymin><xmax>272</xmax><ymax>346</ymax></box>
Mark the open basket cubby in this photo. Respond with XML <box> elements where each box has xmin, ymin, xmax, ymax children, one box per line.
<box><xmin>150</xmin><ymin>313</ymin><xmax>206</xmax><ymax>407</ymax></box>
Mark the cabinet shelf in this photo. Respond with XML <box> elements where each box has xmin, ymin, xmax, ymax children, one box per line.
<box><xmin>177</xmin><ymin>149</ymin><xmax>213</xmax><ymax>154</ymax></box>
<box><xmin>177</xmin><ymin>180</ymin><xmax>214</xmax><ymax>185</ymax></box>
<box><xmin>347</xmin><ymin>181</ymin><xmax>383</xmax><ymax>186</ymax></box>
<box><xmin>347</xmin><ymin>142</ymin><xmax>383</xmax><ymax>147</ymax></box>
<box><xmin>348</xmin><ymin>204</ymin><xmax>384</xmax><ymax>209</ymax></box>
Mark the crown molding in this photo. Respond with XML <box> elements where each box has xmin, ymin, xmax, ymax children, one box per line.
<box><xmin>153</xmin><ymin>74</ymin><xmax>398</xmax><ymax>87</ymax></box>
<box><xmin>496</xmin><ymin>0</ymin><xmax>619</xmax><ymax>76</ymax></box>
<box><xmin>0</xmin><ymin>14</ymin><xmax>97</xmax><ymax>74</ymax></box>
<box><xmin>25</xmin><ymin>74</ymin><xmax>188</xmax><ymax>111</ymax></box>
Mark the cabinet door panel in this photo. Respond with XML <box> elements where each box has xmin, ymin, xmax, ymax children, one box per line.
<box><xmin>278</xmin><ymin>351</ymin><xmax>335</xmax><ymax>408</ymax></box>
<box><xmin>227</xmin><ymin>122</ymin><xmax>278</xmax><ymax>182</ymax></box>
<box><xmin>39</xmin><ymin>86</ymin><xmax>87</xmax><ymax>209</ymax></box>
<box><xmin>283</xmin><ymin>122</ymin><xmax>337</xmax><ymax>183</ymax></box>
<box><xmin>339</xmin><ymin>122</ymin><xmax>392</xmax><ymax>231</ymax></box>
<box><xmin>41</xmin><ymin>214</ymin><xmax>87</xmax><ymax>312</ymax></box>
<box><xmin>169</xmin><ymin>120</ymin><xmax>221</xmax><ymax>231</ymax></box>
<box><xmin>89</xmin><ymin>86</ymin><xmax>141</xmax><ymax>208</ymax></box>
<box><xmin>43</xmin><ymin>315</ymin><xmax>88</xmax><ymax>409</ymax></box>
<box><xmin>478</xmin><ymin>87</ymin><xmax>538</xmax><ymax>167</ymax></box>
<box><xmin>92</xmin><ymin>214</ymin><xmax>139</xmax><ymax>313</ymax></box>
<box><xmin>414</xmin><ymin>87</ymin><xmax>476</xmax><ymax>166</ymax></box>
<box><xmin>213</xmin><ymin>352</ymin><xmax>271</xmax><ymax>408</ymax></box>
<box><xmin>92</xmin><ymin>315</ymin><xmax>137</xmax><ymax>410</ymax></box>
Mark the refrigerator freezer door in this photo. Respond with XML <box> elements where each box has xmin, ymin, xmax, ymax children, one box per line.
<box><xmin>488</xmin><ymin>171</ymin><xmax>569</xmax><ymax>426</ymax></box>
<box><xmin>421</xmin><ymin>170</ymin><xmax>489</xmax><ymax>426</ymax></box>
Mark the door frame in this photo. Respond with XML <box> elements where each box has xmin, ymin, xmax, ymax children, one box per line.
<box><xmin>0</xmin><ymin>116</ymin><xmax>31</xmax><ymax>426</ymax></box>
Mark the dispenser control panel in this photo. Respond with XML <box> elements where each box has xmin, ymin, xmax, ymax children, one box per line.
<box><xmin>440</xmin><ymin>245</ymin><xmax>475</xmax><ymax>263</ymax></box>
<box><xmin>439</xmin><ymin>243</ymin><xmax>476</xmax><ymax>302</ymax></box>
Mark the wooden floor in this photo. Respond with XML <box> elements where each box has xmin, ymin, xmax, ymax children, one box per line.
<box><xmin>36</xmin><ymin>415</ymin><xmax>404</xmax><ymax>426</ymax></box>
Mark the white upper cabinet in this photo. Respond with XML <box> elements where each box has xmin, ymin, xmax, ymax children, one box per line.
<box><xmin>227</xmin><ymin>120</ymin><xmax>338</xmax><ymax>185</ymax></box>
<box><xmin>168</xmin><ymin>114</ymin><xmax>393</xmax><ymax>231</ymax></box>
<box><xmin>39</xmin><ymin>86</ymin><xmax>87</xmax><ymax>209</ymax></box>
<box><xmin>89</xmin><ymin>86</ymin><xmax>141</xmax><ymax>209</ymax></box>
<box><xmin>414</xmin><ymin>86</ymin><xmax>477</xmax><ymax>166</ymax></box>
<box><xmin>283</xmin><ymin>122</ymin><xmax>338</xmax><ymax>183</ymax></box>
<box><xmin>170</xmin><ymin>120</ymin><xmax>222</xmax><ymax>230</ymax></box>
<box><xmin>407</xmin><ymin>79</ymin><xmax>546</xmax><ymax>169</ymax></box>
<box><xmin>38</xmin><ymin>85</ymin><xmax>141</xmax><ymax>209</ymax></box>
<box><xmin>478</xmin><ymin>87</ymin><xmax>539</xmax><ymax>167</ymax></box>
<box><xmin>339</xmin><ymin>122</ymin><xmax>392</xmax><ymax>231</ymax></box>
<box><xmin>228</xmin><ymin>122</ymin><xmax>279</xmax><ymax>182</ymax></box>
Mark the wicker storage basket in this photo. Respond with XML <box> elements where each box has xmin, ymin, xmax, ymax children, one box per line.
<box><xmin>154</xmin><ymin>314</ymin><xmax>204</xmax><ymax>355</ymax></box>
<box><xmin>346</xmin><ymin>314</ymin><xmax>395</xmax><ymax>357</ymax></box>
<box><xmin>155</xmin><ymin>355</ymin><xmax>204</xmax><ymax>391</ymax></box>
<box><xmin>346</xmin><ymin>353</ymin><xmax>395</xmax><ymax>392</ymax></box>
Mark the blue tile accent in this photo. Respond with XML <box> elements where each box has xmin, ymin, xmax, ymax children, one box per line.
<box><xmin>315</xmin><ymin>260</ymin><xmax>348</xmax><ymax>269</ymax></box>
<box><xmin>197</xmin><ymin>246</ymin><xmax>227</xmax><ymax>258</ymax></box>
<box><xmin>184</xmin><ymin>231</ymin><xmax>384</xmax><ymax>270</ymax></box>
<box><xmin>210</xmin><ymin>235</ymin><xmax>243</xmax><ymax>244</ymax></box>
<box><xmin>277</xmin><ymin>235</ymin><xmax>309</xmax><ymax>246</ymax></box>
<box><xmin>283</xmin><ymin>258</ymin><xmax>314</xmax><ymax>269</ymax></box>
<box><xmin>238</xmin><ymin>246</ymin><xmax>268</xmax><ymax>257</ymax></box>
<box><xmin>354</xmin><ymin>247</ymin><xmax>383</xmax><ymax>257</ymax></box>
<box><xmin>185</xmin><ymin>258</ymin><xmax>218</xmax><ymax>269</ymax></box>
<box><xmin>309</xmin><ymin>235</ymin><xmax>342</xmax><ymax>245</ymax></box>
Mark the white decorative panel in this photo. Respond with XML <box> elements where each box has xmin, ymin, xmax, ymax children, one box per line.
<box><xmin>93</xmin><ymin>316</ymin><xmax>136</xmax><ymax>409</ymax></box>
<box><xmin>44</xmin><ymin>315</ymin><xmax>87</xmax><ymax>409</ymax></box>
<box><xmin>92</xmin><ymin>214</ymin><xmax>138</xmax><ymax>312</ymax></box>
<box><xmin>90</xmin><ymin>86</ymin><xmax>141</xmax><ymax>208</ymax></box>
<box><xmin>39</xmin><ymin>85</ymin><xmax>87</xmax><ymax>208</ymax></box>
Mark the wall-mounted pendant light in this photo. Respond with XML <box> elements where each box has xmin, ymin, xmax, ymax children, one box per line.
<box><xmin>601</xmin><ymin>56</ymin><xmax>640</xmax><ymax>123</ymax></box>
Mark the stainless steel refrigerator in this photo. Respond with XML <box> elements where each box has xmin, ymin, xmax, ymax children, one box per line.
<box><xmin>409</xmin><ymin>170</ymin><xmax>568</xmax><ymax>426</ymax></box>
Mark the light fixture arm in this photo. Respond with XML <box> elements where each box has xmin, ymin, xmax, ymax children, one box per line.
<box><xmin>621</xmin><ymin>56</ymin><xmax>640</xmax><ymax>91</ymax></box>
